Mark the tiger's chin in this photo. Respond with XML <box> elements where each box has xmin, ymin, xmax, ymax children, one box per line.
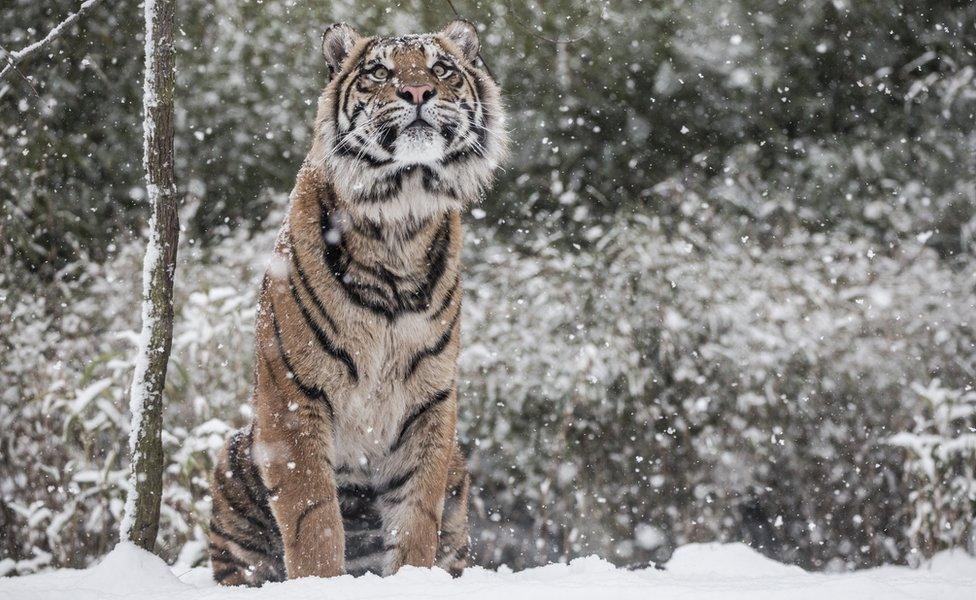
<box><xmin>393</xmin><ymin>125</ymin><xmax>446</xmax><ymax>165</ymax></box>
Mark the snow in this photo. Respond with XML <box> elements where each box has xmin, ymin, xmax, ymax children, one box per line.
<box><xmin>69</xmin><ymin>378</ymin><xmax>114</xmax><ymax>414</ymax></box>
<box><xmin>118</xmin><ymin>199</ymin><xmax>160</xmax><ymax>540</ymax></box>
<box><xmin>2</xmin><ymin>543</ymin><xmax>974</xmax><ymax>600</ymax></box>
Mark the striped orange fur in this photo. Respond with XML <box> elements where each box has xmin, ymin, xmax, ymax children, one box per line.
<box><xmin>207</xmin><ymin>20</ymin><xmax>507</xmax><ymax>585</ymax></box>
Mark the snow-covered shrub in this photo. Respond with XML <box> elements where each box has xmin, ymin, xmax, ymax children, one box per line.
<box><xmin>3</xmin><ymin>206</ymin><xmax>974</xmax><ymax>574</ymax></box>
<box><xmin>461</xmin><ymin>217</ymin><xmax>976</xmax><ymax>570</ymax></box>
<box><xmin>888</xmin><ymin>381</ymin><xmax>976</xmax><ymax>562</ymax></box>
<box><xmin>0</xmin><ymin>209</ymin><xmax>276</xmax><ymax>574</ymax></box>
<box><xmin>0</xmin><ymin>253</ymin><xmax>139</xmax><ymax>574</ymax></box>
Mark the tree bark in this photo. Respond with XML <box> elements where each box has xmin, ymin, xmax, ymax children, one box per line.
<box><xmin>120</xmin><ymin>0</ymin><xmax>179</xmax><ymax>552</ymax></box>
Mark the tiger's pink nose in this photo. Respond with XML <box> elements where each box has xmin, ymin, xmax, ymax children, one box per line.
<box><xmin>397</xmin><ymin>84</ymin><xmax>435</xmax><ymax>105</ymax></box>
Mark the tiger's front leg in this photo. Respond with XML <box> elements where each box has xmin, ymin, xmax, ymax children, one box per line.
<box><xmin>260</xmin><ymin>433</ymin><xmax>345</xmax><ymax>578</ymax></box>
<box><xmin>253</xmin><ymin>351</ymin><xmax>346</xmax><ymax>579</ymax></box>
<box><xmin>380</xmin><ymin>388</ymin><xmax>458</xmax><ymax>572</ymax></box>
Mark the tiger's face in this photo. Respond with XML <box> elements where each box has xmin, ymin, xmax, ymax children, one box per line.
<box><xmin>312</xmin><ymin>21</ymin><xmax>508</xmax><ymax>222</ymax></box>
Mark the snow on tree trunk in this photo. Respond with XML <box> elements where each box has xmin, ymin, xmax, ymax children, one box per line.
<box><xmin>119</xmin><ymin>0</ymin><xmax>179</xmax><ymax>552</ymax></box>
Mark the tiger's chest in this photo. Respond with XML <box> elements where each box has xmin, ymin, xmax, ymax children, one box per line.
<box><xmin>327</xmin><ymin>311</ymin><xmax>438</xmax><ymax>470</ymax></box>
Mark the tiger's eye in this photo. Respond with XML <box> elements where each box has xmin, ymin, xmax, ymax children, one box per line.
<box><xmin>432</xmin><ymin>63</ymin><xmax>448</xmax><ymax>77</ymax></box>
<box><xmin>371</xmin><ymin>66</ymin><xmax>389</xmax><ymax>81</ymax></box>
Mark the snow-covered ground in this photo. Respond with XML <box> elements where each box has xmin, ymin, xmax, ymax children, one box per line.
<box><xmin>2</xmin><ymin>543</ymin><xmax>973</xmax><ymax>600</ymax></box>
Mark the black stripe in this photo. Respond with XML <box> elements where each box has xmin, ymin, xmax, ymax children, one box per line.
<box><xmin>350</xmin><ymin>133</ymin><xmax>372</xmax><ymax>149</ymax></box>
<box><xmin>243</xmin><ymin>429</ymin><xmax>278</xmax><ymax>524</ymax></box>
<box><xmin>215</xmin><ymin>479</ymin><xmax>273</xmax><ymax>541</ymax></box>
<box><xmin>397</xmin><ymin>215</ymin><xmax>434</xmax><ymax>243</ymax></box>
<box><xmin>463</xmin><ymin>67</ymin><xmax>480</xmax><ymax>106</ymax></box>
<box><xmin>405</xmin><ymin>308</ymin><xmax>460</xmax><ymax>378</ymax></box>
<box><xmin>347</xmin><ymin>277</ymin><xmax>393</xmax><ymax>299</ymax></box>
<box><xmin>340</xmin><ymin>75</ymin><xmax>358</xmax><ymax>124</ymax></box>
<box><xmin>209</xmin><ymin>544</ymin><xmax>253</xmax><ymax>571</ymax></box>
<box><xmin>391</xmin><ymin>389</ymin><xmax>453</xmax><ymax>452</ymax></box>
<box><xmin>333</xmin><ymin>41</ymin><xmax>375</xmax><ymax>125</ymax></box>
<box><xmin>401</xmin><ymin>216</ymin><xmax>451</xmax><ymax>313</ymax></box>
<box><xmin>381</xmin><ymin>467</ymin><xmax>417</xmax><ymax>497</ymax></box>
<box><xmin>235</xmin><ymin>430</ymin><xmax>272</xmax><ymax>514</ymax></box>
<box><xmin>210</xmin><ymin>523</ymin><xmax>276</xmax><ymax>558</ymax></box>
<box><xmin>377</xmin><ymin>124</ymin><xmax>397</xmax><ymax>152</ymax></box>
<box><xmin>420</xmin><ymin>165</ymin><xmax>447</xmax><ymax>196</ymax></box>
<box><xmin>355</xmin><ymin>257</ymin><xmax>399</xmax><ymax>293</ymax></box>
<box><xmin>346</xmin><ymin>557</ymin><xmax>388</xmax><ymax>577</ymax></box>
<box><xmin>334</xmin><ymin>142</ymin><xmax>393</xmax><ymax>168</ymax></box>
<box><xmin>224</xmin><ymin>432</ymin><xmax>278</xmax><ymax>537</ymax></box>
<box><xmin>419</xmin><ymin>218</ymin><xmax>452</xmax><ymax>303</ymax></box>
<box><xmin>352</xmin><ymin>218</ymin><xmax>385</xmax><ymax>241</ymax></box>
<box><xmin>343</xmin><ymin>513</ymin><xmax>383</xmax><ymax>532</ymax></box>
<box><xmin>441</xmin><ymin>120</ymin><xmax>458</xmax><ymax>146</ymax></box>
<box><xmin>270</xmin><ymin>307</ymin><xmax>336</xmax><ymax>421</ymax></box>
<box><xmin>338</xmin><ymin>483</ymin><xmax>382</xmax><ymax>533</ymax></box>
<box><xmin>460</xmin><ymin>101</ymin><xmax>478</xmax><ymax>136</ymax></box>
<box><xmin>468</xmin><ymin>73</ymin><xmax>491</xmax><ymax>151</ymax></box>
<box><xmin>346</xmin><ymin>545</ymin><xmax>395</xmax><ymax>569</ymax></box>
<box><xmin>287</xmin><ymin>267</ymin><xmax>359</xmax><ymax>382</ymax></box>
<box><xmin>293</xmin><ymin>500</ymin><xmax>327</xmax><ymax>544</ymax></box>
<box><xmin>345</xmin><ymin>531</ymin><xmax>387</xmax><ymax>559</ymax></box>
<box><xmin>288</xmin><ymin>238</ymin><xmax>339</xmax><ymax>332</ymax></box>
<box><xmin>471</xmin><ymin>71</ymin><xmax>490</xmax><ymax>129</ymax></box>
<box><xmin>369</xmin><ymin>102</ymin><xmax>403</xmax><ymax>124</ymax></box>
<box><xmin>348</xmin><ymin>101</ymin><xmax>366</xmax><ymax>126</ymax></box>
<box><xmin>440</xmin><ymin>145</ymin><xmax>483</xmax><ymax>166</ymax></box>
<box><xmin>213</xmin><ymin>566</ymin><xmax>241</xmax><ymax>583</ymax></box>
<box><xmin>421</xmin><ymin>167</ymin><xmax>440</xmax><ymax>194</ymax></box>
<box><xmin>341</xmin><ymin>508</ymin><xmax>383</xmax><ymax>532</ymax></box>
<box><xmin>356</xmin><ymin>166</ymin><xmax>410</xmax><ymax>204</ymax></box>
<box><xmin>259</xmin><ymin>346</ymin><xmax>285</xmax><ymax>394</ymax></box>
<box><xmin>431</xmin><ymin>274</ymin><xmax>460</xmax><ymax>320</ymax></box>
<box><xmin>338</xmin><ymin>483</ymin><xmax>377</xmax><ymax>501</ymax></box>
<box><xmin>320</xmin><ymin>202</ymin><xmax>398</xmax><ymax>321</ymax></box>
<box><xmin>318</xmin><ymin>190</ymin><xmax>452</xmax><ymax>321</ymax></box>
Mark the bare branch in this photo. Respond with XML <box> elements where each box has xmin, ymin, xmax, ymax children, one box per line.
<box><xmin>506</xmin><ymin>0</ymin><xmax>595</xmax><ymax>45</ymax></box>
<box><xmin>0</xmin><ymin>0</ymin><xmax>104</xmax><ymax>85</ymax></box>
<box><xmin>0</xmin><ymin>44</ymin><xmax>45</xmax><ymax>104</ymax></box>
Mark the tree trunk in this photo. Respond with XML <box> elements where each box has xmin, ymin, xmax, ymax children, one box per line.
<box><xmin>120</xmin><ymin>0</ymin><xmax>179</xmax><ymax>552</ymax></box>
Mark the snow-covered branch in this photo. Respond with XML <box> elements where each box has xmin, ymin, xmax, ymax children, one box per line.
<box><xmin>0</xmin><ymin>0</ymin><xmax>103</xmax><ymax>85</ymax></box>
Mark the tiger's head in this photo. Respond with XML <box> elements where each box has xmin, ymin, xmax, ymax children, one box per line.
<box><xmin>310</xmin><ymin>21</ymin><xmax>508</xmax><ymax>223</ymax></box>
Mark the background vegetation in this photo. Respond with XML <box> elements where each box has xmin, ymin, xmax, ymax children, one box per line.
<box><xmin>1</xmin><ymin>0</ymin><xmax>974</xmax><ymax>575</ymax></box>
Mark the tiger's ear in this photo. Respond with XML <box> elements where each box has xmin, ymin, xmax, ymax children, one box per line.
<box><xmin>440</xmin><ymin>20</ymin><xmax>479</xmax><ymax>62</ymax></box>
<box><xmin>322</xmin><ymin>23</ymin><xmax>362</xmax><ymax>73</ymax></box>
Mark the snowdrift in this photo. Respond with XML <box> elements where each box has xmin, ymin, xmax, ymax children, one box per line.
<box><xmin>2</xmin><ymin>542</ymin><xmax>973</xmax><ymax>600</ymax></box>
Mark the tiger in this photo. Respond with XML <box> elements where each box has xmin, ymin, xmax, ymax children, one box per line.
<box><xmin>206</xmin><ymin>20</ymin><xmax>508</xmax><ymax>586</ymax></box>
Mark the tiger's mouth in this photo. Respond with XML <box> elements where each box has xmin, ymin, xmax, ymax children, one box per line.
<box><xmin>392</xmin><ymin>115</ymin><xmax>445</xmax><ymax>164</ymax></box>
<box><xmin>404</xmin><ymin>117</ymin><xmax>432</xmax><ymax>131</ymax></box>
